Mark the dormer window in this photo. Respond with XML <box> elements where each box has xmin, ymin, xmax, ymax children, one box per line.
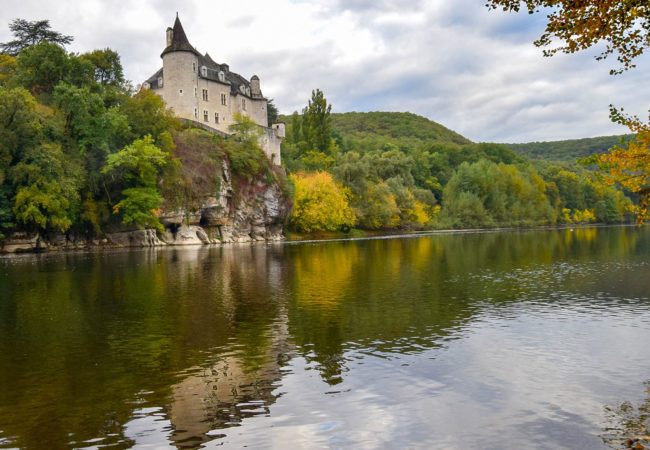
<box><xmin>246</xmin><ymin>87</ymin><xmax>250</xmax><ymax>96</ymax></box>
<box><xmin>142</xmin><ymin>82</ymin><xmax>150</xmax><ymax>90</ymax></box>
<box><xmin>158</xmin><ymin>77</ymin><xmax>163</xmax><ymax>87</ymax></box>
<box><xmin>201</xmin><ymin>66</ymin><xmax>207</xmax><ymax>77</ymax></box>
<box><xmin>218</xmin><ymin>71</ymin><xmax>225</xmax><ymax>82</ymax></box>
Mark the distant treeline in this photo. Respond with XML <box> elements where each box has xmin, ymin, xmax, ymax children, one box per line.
<box><xmin>502</xmin><ymin>134</ymin><xmax>634</xmax><ymax>163</ymax></box>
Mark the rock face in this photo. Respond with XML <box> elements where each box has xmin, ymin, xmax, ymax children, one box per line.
<box><xmin>106</xmin><ymin>229</ymin><xmax>165</xmax><ymax>247</ymax></box>
<box><xmin>166</xmin><ymin>160</ymin><xmax>291</xmax><ymax>244</ymax></box>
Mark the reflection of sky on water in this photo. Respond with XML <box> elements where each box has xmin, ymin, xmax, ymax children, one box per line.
<box><xmin>0</xmin><ymin>226</ymin><xmax>649</xmax><ymax>448</ymax></box>
<box><xmin>215</xmin><ymin>305</ymin><xmax>649</xmax><ymax>449</ymax></box>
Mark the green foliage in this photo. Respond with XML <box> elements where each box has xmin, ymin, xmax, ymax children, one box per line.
<box><xmin>79</xmin><ymin>48</ymin><xmax>124</xmax><ymax>86</ymax></box>
<box><xmin>437</xmin><ymin>159</ymin><xmax>555</xmax><ymax>228</ymax></box>
<box><xmin>227</xmin><ymin>113</ymin><xmax>268</xmax><ymax>177</ymax></box>
<box><xmin>112</xmin><ymin>187</ymin><xmax>163</xmax><ymax>230</ymax></box>
<box><xmin>14</xmin><ymin>41</ymin><xmax>74</xmax><ymax>94</ymax></box>
<box><xmin>266</xmin><ymin>98</ymin><xmax>279</xmax><ymax>125</ymax></box>
<box><xmin>503</xmin><ymin>135</ymin><xmax>634</xmax><ymax>163</ymax></box>
<box><xmin>103</xmin><ymin>136</ymin><xmax>171</xmax><ymax>229</ymax></box>
<box><xmin>13</xmin><ymin>180</ymin><xmax>72</xmax><ymax>232</ymax></box>
<box><xmin>0</xmin><ymin>18</ymin><xmax>73</xmax><ymax>56</ymax></box>
<box><xmin>302</xmin><ymin>89</ymin><xmax>334</xmax><ymax>155</ymax></box>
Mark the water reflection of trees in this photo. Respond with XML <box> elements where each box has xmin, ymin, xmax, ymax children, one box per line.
<box><xmin>285</xmin><ymin>227</ymin><xmax>644</xmax><ymax>384</ymax></box>
<box><xmin>0</xmin><ymin>226</ymin><xmax>646</xmax><ymax>448</ymax></box>
<box><xmin>0</xmin><ymin>245</ymin><xmax>294</xmax><ymax>448</ymax></box>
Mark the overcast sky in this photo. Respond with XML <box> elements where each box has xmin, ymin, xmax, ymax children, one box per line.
<box><xmin>2</xmin><ymin>0</ymin><xmax>649</xmax><ymax>143</ymax></box>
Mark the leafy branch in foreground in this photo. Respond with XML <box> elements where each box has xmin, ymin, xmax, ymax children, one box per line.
<box><xmin>485</xmin><ymin>0</ymin><xmax>650</xmax><ymax>74</ymax></box>
<box><xmin>583</xmin><ymin>107</ymin><xmax>650</xmax><ymax>224</ymax></box>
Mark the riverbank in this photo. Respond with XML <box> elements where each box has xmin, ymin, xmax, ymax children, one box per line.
<box><xmin>1</xmin><ymin>222</ymin><xmax>639</xmax><ymax>255</ymax></box>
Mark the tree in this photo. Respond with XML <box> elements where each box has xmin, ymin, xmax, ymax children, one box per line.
<box><xmin>1</xmin><ymin>19</ymin><xmax>73</xmax><ymax>56</ymax></box>
<box><xmin>79</xmin><ymin>48</ymin><xmax>125</xmax><ymax>86</ymax></box>
<box><xmin>584</xmin><ymin>110</ymin><xmax>650</xmax><ymax>223</ymax></box>
<box><xmin>486</xmin><ymin>0</ymin><xmax>650</xmax><ymax>223</ymax></box>
<box><xmin>302</xmin><ymin>89</ymin><xmax>333</xmax><ymax>155</ymax></box>
<box><xmin>103</xmin><ymin>136</ymin><xmax>171</xmax><ymax>229</ymax></box>
<box><xmin>266</xmin><ymin>98</ymin><xmax>279</xmax><ymax>125</ymax></box>
<box><xmin>485</xmin><ymin>1</ymin><xmax>650</xmax><ymax>74</ymax></box>
<box><xmin>290</xmin><ymin>171</ymin><xmax>355</xmax><ymax>232</ymax></box>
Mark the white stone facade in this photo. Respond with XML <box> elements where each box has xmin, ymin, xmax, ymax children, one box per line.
<box><xmin>144</xmin><ymin>15</ymin><xmax>282</xmax><ymax>165</ymax></box>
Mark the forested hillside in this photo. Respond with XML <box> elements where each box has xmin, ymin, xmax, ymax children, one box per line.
<box><xmin>502</xmin><ymin>134</ymin><xmax>633</xmax><ymax>162</ymax></box>
<box><xmin>282</xmin><ymin>97</ymin><xmax>635</xmax><ymax>231</ymax></box>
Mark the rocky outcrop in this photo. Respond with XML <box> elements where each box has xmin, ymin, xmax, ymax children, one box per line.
<box><xmin>161</xmin><ymin>160</ymin><xmax>291</xmax><ymax>244</ymax></box>
<box><xmin>106</xmin><ymin>229</ymin><xmax>165</xmax><ymax>247</ymax></box>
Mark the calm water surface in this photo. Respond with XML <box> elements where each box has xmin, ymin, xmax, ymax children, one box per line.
<box><xmin>0</xmin><ymin>226</ymin><xmax>649</xmax><ymax>449</ymax></box>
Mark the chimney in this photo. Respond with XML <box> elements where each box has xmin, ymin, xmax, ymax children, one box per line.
<box><xmin>250</xmin><ymin>75</ymin><xmax>261</xmax><ymax>97</ymax></box>
<box><xmin>166</xmin><ymin>27</ymin><xmax>173</xmax><ymax>47</ymax></box>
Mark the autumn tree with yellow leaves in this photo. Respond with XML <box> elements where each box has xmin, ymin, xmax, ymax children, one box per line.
<box><xmin>290</xmin><ymin>171</ymin><xmax>355</xmax><ymax>232</ymax></box>
<box><xmin>486</xmin><ymin>0</ymin><xmax>650</xmax><ymax>223</ymax></box>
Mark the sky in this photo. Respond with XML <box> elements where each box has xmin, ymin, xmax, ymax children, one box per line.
<box><xmin>1</xmin><ymin>0</ymin><xmax>649</xmax><ymax>143</ymax></box>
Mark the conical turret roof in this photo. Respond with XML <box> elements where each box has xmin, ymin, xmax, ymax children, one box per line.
<box><xmin>161</xmin><ymin>15</ymin><xmax>200</xmax><ymax>57</ymax></box>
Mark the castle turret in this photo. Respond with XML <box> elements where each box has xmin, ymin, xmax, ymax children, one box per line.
<box><xmin>160</xmin><ymin>15</ymin><xmax>200</xmax><ymax>122</ymax></box>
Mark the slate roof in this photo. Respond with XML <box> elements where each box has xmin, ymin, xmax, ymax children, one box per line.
<box><xmin>148</xmin><ymin>15</ymin><xmax>260</xmax><ymax>98</ymax></box>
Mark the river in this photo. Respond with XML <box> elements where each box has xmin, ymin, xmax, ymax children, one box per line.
<box><xmin>0</xmin><ymin>226</ymin><xmax>649</xmax><ymax>449</ymax></box>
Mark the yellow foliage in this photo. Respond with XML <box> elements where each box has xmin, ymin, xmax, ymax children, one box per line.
<box><xmin>407</xmin><ymin>199</ymin><xmax>432</xmax><ymax>227</ymax></box>
<box><xmin>290</xmin><ymin>171</ymin><xmax>356</xmax><ymax>232</ymax></box>
<box><xmin>0</xmin><ymin>54</ymin><xmax>17</xmax><ymax>85</ymax></box>
<box><xmin>594</xmin><ymin>117</ymin><xmax>650</xmax><ymax>224</ymax></box>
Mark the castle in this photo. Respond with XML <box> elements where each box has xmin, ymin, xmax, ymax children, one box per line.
<box><xmin>143</xmin><ymin>15</ymin><xmax>284</xmax><ymax>165</ymax></box>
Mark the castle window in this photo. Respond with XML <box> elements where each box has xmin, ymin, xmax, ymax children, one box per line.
<box><xmin>193</xmin><ymin>62</ymin><xmax>196</xmax><ymax>72</ymax></box>
<box><xmin>194</xmin><ymin>107</ymin><xmax>198</xmax><ymax>119</ymax></box>
<box><xmin>158</xmin><ymin>77</ymin><xmax>163</xmax><ymax>87</ymax></box>
<box><xmin>214</xmin><ymin>112</ymin><xmax>219</xmax><ymax>124</ymax></box>
<box><xmin>203</xmin><ymin>110</ymin><xmax>209</xmax><ymax>122</ymax></box>
<box><xmin>194</xmin><ymin>87</ymin><xmax>197</xmax><ymax>97</ymax></box>
<box><xmin>241</xmin><ymin>99</ymin><xmax>246</xmax><ymax>111</ymax></box>
<box><xmin>218</xmin><ymin>71</ymin><xmax>225</xmax><ymax>82</ymax></box>
<box><xmin>179</xmin><ymin>89</ymin><xmax>183</xmax><ymax>95</ymax></box>
<box><xmin>202</xmin><ymin>89</ymin><xmax>208</xmax><ymax>101</ymax></box>
<box><xmin>201</xmin><ymin>66</ymin><xmax>207</xmax><ymax>77</ymax></box>
<box><xmin>221</xmin><ymin>93</ymin><xmax>227</xmax><ymax>105</ymax></box>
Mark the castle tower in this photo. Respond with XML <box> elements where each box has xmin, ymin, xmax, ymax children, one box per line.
<box><xmin>160</xmin><ymin>15</ymin><xmax>200</xmax><ymax>121</ymax></box>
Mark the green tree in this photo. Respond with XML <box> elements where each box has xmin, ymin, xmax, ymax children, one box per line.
<box><xmin>0</xmin><ymin>19</ymin><xmax>73</xmax><ymax>56</ymax></box>
<box><xmin>266</xmin><ymin>98</ymin><xmax>279</xmax><ymax>125</ymax></box>
<box><xmin>103</xmin><ymin>136</ymin><xmax>171</xmax><ymax>229</ymax></box>
<box><xmin>79</xmin><ymin>48</ymin><xmax>125</xmax><ymax>86</ymax></box>
<box><xmin>302</xmin><ymin>89</ymin><xmax>333</xmax><ymax>155</ymax></box>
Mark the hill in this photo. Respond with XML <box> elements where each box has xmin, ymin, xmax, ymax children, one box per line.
<box><xmin>330</xmin><ymin>111</ymin><xmax>472</xmax><ymax>150</ymax></box>
<box><xmin>502</xmin><ymin>134</ymin><xmax>633</xmax><ymax>163</ymax></box>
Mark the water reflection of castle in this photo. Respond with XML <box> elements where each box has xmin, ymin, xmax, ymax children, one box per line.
<box><xmin>158</xmin><ymin>246</ymin><xmax>295</xmax><ymax>447</ymax></box>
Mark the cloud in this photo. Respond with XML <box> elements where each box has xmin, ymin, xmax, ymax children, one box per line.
<box><xmin>1</xmin><ymin>0</ymin><xmax>648</xmax><ymax>142</ymax></box>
